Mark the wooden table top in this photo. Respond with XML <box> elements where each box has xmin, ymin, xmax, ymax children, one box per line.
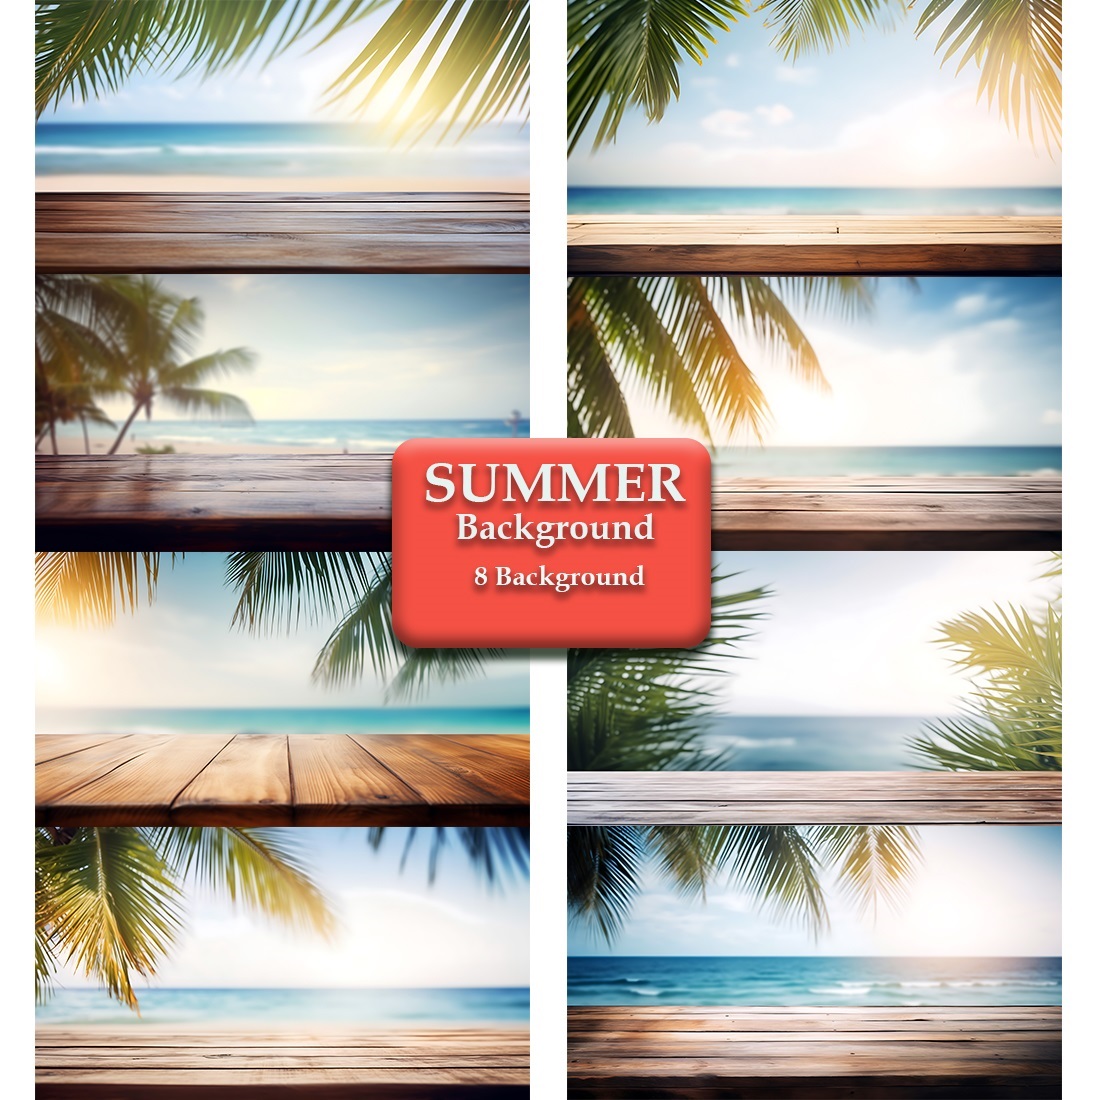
<box><xmin>568</xmin><ymin>214</ymin><xmax>1061</xmax><ymax>274</ymax></box>
<box><xmin>567</xmin><ymin>771</ymin><xmax>1062</xmax><ymax>825</ymax></box>
<box><xmin>568</xmin><ymin>1006</ymin><xmax>1060</xmax><ymax>1098</ymax></box>
<box><xmin>36</xmin><ymin>457</ymin><xmax>1061</xmax><ymax>551</ymax></box>
<box><xmin>36</xmin><ymin>733</ymin><xmax>529</xmax><ymax>827</ymax></box>
<box><xmin>37</xmin><ymin>191</ymin><xmax>530</xmax><ymax>274</ymax></box>
<box><xmin>37</xmin><ymin>1027</ymin><xmax>530</xmax><ymax>1098</ymax></box>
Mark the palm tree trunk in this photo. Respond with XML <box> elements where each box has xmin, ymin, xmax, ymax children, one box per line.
<box><xmin>107</xmin><ymin>401</ymin><xmax>145</xmax><ymax>456</ymax></box>
<box><xmin>49</xmin><ymin>419</ymin><xmax>58</xmax><ymax>454</ymax></box>
<box><xmin>80</xmin><ymin>415</ymin><xmax>90</xmax><ymax>454</ymax></box>
<box><xmin>35</xmin><ymin>424</ymin><xmax>49</xmax><ymax>450</ymax></box>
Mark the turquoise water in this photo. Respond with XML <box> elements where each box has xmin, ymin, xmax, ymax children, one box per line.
<box><xmin>37</xmin><ymin>987</ymin><xmax>529</xmax><ymax>1026</ymax></box>
<box><xmin>36</xmin><ymin>707</ymin><xmax>530</xmax><ymax>737</ymax></box>
<box><xmin>568</xmin><ymin>957</ymin><xmax>1061</xmax><ymax>1007</ymax></box>
<box><xmin>61</xmin><ymin>417</ymin><xmax>530</xmax><ymax>451</ymax></box>
<box><xmin>36</xmin><ymin>122</ymin><xmax>529</xmax><ymax>182</ymax></box>
<box><xmin>711</xmin><ymin>445</ymin><xmax>1060</xmax><ymax>478</ymax></box>
<box><xmin>691</xmin><ymin>715</ymin><xmax>930</xmax><ymax>771</ymax></box>
<box><xmin>569</xmin><ymin>186</ymin><xmax>1061</xmax><ymax>215</ymax></box>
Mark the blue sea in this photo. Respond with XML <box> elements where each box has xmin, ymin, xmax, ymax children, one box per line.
<box><xmin>569</xmin><ymin>187</ymin><xmax>1061</xmax><ymax>215</ymax></box>
<box><xmin>568</xmin><ymin>957</ymin><xmax>1061</xmax><ymax>1007</ymax></box>
<box><xmin>36</xmin><ymin>707</ymin><xmax>529</xmax><ymax>737</ymax></box>
<box><xmin>691</xmin><ymin>716</ymin><xmax>930</xmax><ymax>771</ymax></box>
<box><xmin>60</xmin><ymin>417</ymin><xmax>530</xmax><ymax>452</ymax></box>
<box><xmin>36</xmin><ymin>987</ymin><xmax>529</xmax><ymax>1027</ymax></box>
<box><xmin>713</xmin><ymin>446</ymin><xmax>1060</xmax><ymax>478</ymax></box>
<box><xmin>36</xmin><ymin>122</ymin><xmax>529</xmax><ymax>183</ymax></box>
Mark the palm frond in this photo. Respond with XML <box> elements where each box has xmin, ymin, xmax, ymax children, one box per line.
<box><xmin>367</xmin><ymin>827</ymin><xmax>530</xmax><ymax>886</ymax></box>
<box><xmin>760</xmin><ymin>0</ymin><xmax>904</xmax><ymax>59</ymax></box>
<box><xmin>568</xmin><ymin>0</ymin><xmax>749</xmax><ymax>153</ymax></box>
<box><xmin>36</xmin><ymin>828</ymin><xmax>184</xmax><ymax>1009</ymax></box>
<box><xmin>36</xmin><ymin>552</ymin><xmax>171</xmax><ymax>625</ymax></box>
<box><xmin>811</xmin><ymin>824</ymin><xmax>921</xmax><ymax>919</ymax></box>
<box><xmin>148</xmin><ymin>827</ymin><xmax>336</xmax><ymax>937</ymax></box>
<box><xmin>916</xmin><ymin>0</ymin><xmax>1061</xmax><ymax>152</ymax></box>
<box><xmin>567</xmin><ymin>825</ymin><xmax>648</xmax><ymax>941</ymax></box>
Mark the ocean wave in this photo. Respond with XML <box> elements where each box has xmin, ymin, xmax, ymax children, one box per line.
<box><xmin>627</xmin><ymin>987</ymin><xmax>663</xmax><ymax>997</ymax></box>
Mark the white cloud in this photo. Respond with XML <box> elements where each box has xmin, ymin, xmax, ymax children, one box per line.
<box><xmin>953</xmin><ymin>292</ymin><xmax>989</xmax><ymax>316</ymax></box>
<box><xmin>775</xmin><ymin>64</ymin><xmax>817</xmax><ymax>84</ymax></box>
<box><xmin>701</xmin><ymin>108</ymin><xmax>753</xmax><ymax>139</ymax></box>
<box><xmin>1041</xmin><ymin>409</ymin><xmax>1062</xmax><ymax>425</ymax></box>
<box><xmin>726</xmin><ymin>53</ymin><xmax>741</xmax><ymax>67</ymax></box>
<box><xmin>756</xmin><ymin>104</ymin><xmax>793</xmax><ymax>125</ymax></box>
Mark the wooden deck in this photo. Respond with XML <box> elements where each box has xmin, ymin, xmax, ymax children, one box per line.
<box><xmin>36</xmin><ymin>192</ymin><xmax>529</xmax><ymax>273</ymax></box>
<box><xmin>36</xmin><ymin>458</ymin><xmax>1060</xmax><ymax>551</ymax></box>
<box><xmin>567</xmin><ymin>215</ymin><xmax>1061</xmax><ymax>274</ymax></box>
<box><xmin>36</xmin><ymin>733</ymin><xmax>529</xmax><ymax>826</ymax></box>
<box><xmin>37</xmin><ymin>1027</ymin><xmax>529</xmax><ymax>1098</ymax></box>
<box><xmin>712</xmin><ymin>476</ymin><xmax>1060</xmax><ymax>549</ymax></box>
<box><xmin>567</xmin><ymin>772</ymin><xmax>1062</xmax><ymax>825</ymax></box>
<box><xmin>568</xmin><ymin>1006</ymin><xmax>1060</xmax><ymax>1098</ymax></box>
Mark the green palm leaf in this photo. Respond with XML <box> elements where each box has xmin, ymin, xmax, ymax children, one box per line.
<box><xmin>812</xmin><ymin>824</ymin><xmax>921</xmax><ymax>918</ymax></box>
<box><xmin>35</xmin><ymin>552</ymin><xmax>172</xmax><ymax>625</ymax></box>
<box><xmin>35</xmin><ymin>827</ymin><xmax>184</xmax><ymax>1009</ymax></box>
<box><xmin>760</xmin><ymin>0</ymin><xmax>904</xmax><ymax>59</ymax></box>
<box><xmin>567</xmin><ymin>825</ymin><xmax>648</xmax><ymax>940</ymax></box>
<box><xmin>367</xmin><ymin>827</ymin><xmax>530</xmax><ymax>885</ymax></box>
<box><xmin>568</xmin><ymin>0</ymin><xmax>749</xmax><ymax>153</ymax></box>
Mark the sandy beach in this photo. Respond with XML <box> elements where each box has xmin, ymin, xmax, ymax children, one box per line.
<box><xmin>36</xmin><ymin>174</ymin><xmax>529</xmax><ymax>192</ymax></box>
<box><xmin>41</xmin><ymin>432</ymin><xmax>365</xmax><ymax>456</ymax></box>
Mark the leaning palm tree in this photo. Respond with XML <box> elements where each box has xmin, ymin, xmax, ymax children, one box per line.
<box><xmin>36</xmin><ymin>0</ymin><xmax>529</xmax><ymax>141</ymax></box>
<box><xmin>569</xmin><ymin>276</ymin><xmax>876</xmax><ymax>443</ymax></box>
<box><xmin>568</xmin><ymin>1</ymin><xmax>1060</xmax><ymax>153</ymax></box>
<box><xmin>97</xmin><ymin>276</ymin><xmax>255</xmax><ymax>455</ymax></box>
<box><xmin>36</xmin><ymin>826</ymin><xmax>334</xmax><ymax>1010</ymax></box>
<box><xmin>569</xmin><ymin>823</ymin><xmax>920</xmax><ymax>942</ymax></box>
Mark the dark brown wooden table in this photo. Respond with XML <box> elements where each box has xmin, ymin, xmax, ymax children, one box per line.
<box><xmin>568</xmin><ymin>1006</ymin><xmax>1060</xmax><ymax>1098</ymax></box>
<box><xmin>36</xmin><ymin>733</ymin><xmax>529</xmax><ymax>826</ymax></box>
<box><xmin>567</xmin><ymin>215</ymin><xmax>1061</xmax><ymax>274</ymax></box>
<box><xmin>36</xmin><ymin>457</ymin><xmax>1061</xmax><ymax>551</ymax></box>
<box><xmin>567</xmin><ymin>771</ymin><xmax>1062</xmax><ymax>825</ymax></box>
<box><xmin>37</xmin><ymin>1026</ymin><xmax>530</xmax><ymax>1098</ymax></box>
<box><xmin>37</xmin><ymin>191</ymin><xmax>530</xmax><ymax>273</ymax></box>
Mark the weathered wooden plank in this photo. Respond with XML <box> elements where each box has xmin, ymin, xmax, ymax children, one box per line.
<box><xmin>35</xmin><ymin>732</ymin><xmax>131</xmax><ymax>764</ymax></box>
<box><xmin>36</xmin><ymin>192</ymin><xmax>531</xmax><ymax>273</ymax></box>
<box><xmin>37</xmin><ymin>734</ymin><xmax>530</xmax><ymax>826</ymax></box>
<box><xmin>567</xmin><ymin>772</ymin><xmax>1061</xmax><ymax>825</ymax></box>
<box><xmin>567</xmin><ymin>1007</ymin><xmax>1059</xmax><ymax>1098</ymax></box>
<box><xmin>37</xmin><ymin>458</ymin><xmax>1059</xmax><ymax>551</ymax></box>
<box><xmin>568</xmin><ymin>215</ymin><xmax>1061</xmax><ymax>274</ymax></box>
<box><xmin>171</xmin><ymin>734</ymin><xmax>294</xmax><ymax>825</ymax></box>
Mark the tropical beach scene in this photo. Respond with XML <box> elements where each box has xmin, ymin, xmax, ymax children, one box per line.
<box><xmin>569</xmin><ymin>550</ymin><xmax>1060</xmax><ymax>772</ymax></box>
<box><xmin>568</xmin><ymin>823</ymin><xmax>1059</xmax><ymax>1006</ymax></box>
<box><xmin>36</xmin><ymin>273</ymin><xmax>529</xmax><ymax>455</ymax></box>
<box><xmin>37</xmin><ymin>551</ymin><xmax>529</xmax><ymax>733</ymax></box>
<box><xmin>567</xmin><ymin>1</ymin><xmax>1059</xmax><ymax>210</ymax></box>
<box><xmin>568</xmin><ymin>275</ymin><xmax>1060</xmax><ymax>477</ymax></box>
<box><xmin>37</xmin><ymin>1</ymin><xmax>529</xmax><ymax>191</ymax></box>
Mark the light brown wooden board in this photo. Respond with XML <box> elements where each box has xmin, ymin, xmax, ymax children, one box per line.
<box><xmin>36</xmin><ymin>734</ymin><xmax>529</xmax><ymax>826</ymax></box>
<box><xmin>568</xmin><ymin>215</ymin><xmax>1061</xmax><ymax>274</ymax></box>
<box><xmin>37</xmin><ymin>192</ymin><xmax>530</xmax><ymax>273</ymax></box>
<box><xmin>566</xmin><ymin>1007</ymin><xmax>1059</xmax><ymax>1098</ymax></box>
<box><xmin>567</xmin><ymin>772</ymin><xmax>1061</xmax><ymax>825</ymax></box>
<box><xmin>37</xmin><ymin>458</ymin><xmax>1061</xmax><ymax>551</ymax></box>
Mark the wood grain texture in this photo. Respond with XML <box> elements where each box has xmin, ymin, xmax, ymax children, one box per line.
<box><xmin>37</xmin><ymin>192</ymin><xmax>530</xmax><ymax>273</ymax></box>
<box><xmin>567</xmin><ymin>1007</ymin><xmax>1060</xmax><ymax>1099</ymax></box>
<box><xmin>567</xmin><ymin>215</ymin><xmax>1061</xmax><ymax>274</ymax></box>
<box><xmin>37</xmin><ymin>734</ymin><xmax>529</xmax><ymax>826</ymax></box>
<box><xmin>567</xmin><ymin>772</ymin><xmax>1062</xmax><ymax>825</ymax></box>
<box><xmin>37</xmin><ymin>459</ymin><xmax>1061</xmax><ymax>551</ymax></box>
<box><xmin>37</xmin><ymin>1026</ymin><xmax>529</xmax><ymax>1099</ymax></box>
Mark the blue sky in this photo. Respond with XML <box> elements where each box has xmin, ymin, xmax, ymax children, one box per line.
<box><xmin>89</xmin><ymin>275</ymin><xmax>530</xmax><ymax>422</ymax></box>
<box><xmin>53</xmin><ymin>829</ymin><xmax>529</xmax><ymax>990</ymax></box>
<box><xmin>36</xmin><ymin>553</ymin><xmax>529</xmax><ymax>708</ymax></box>
<box><xmin>626</xmin><ymin>277</ymin><xmax>1061</xmax><ymax>446</ymax></box>
<box><xmin>570</xmin><ymin>12</ymin><xmax>1060</xmax><ymax>187</ymax></box>
<box><xmin>569</xmin><ymin>825</ymin><xmax>1061</xmax><ymax>958</ymax></box>
<box><xmin>704</xmin><ymin>551</ymin><xmax>1056</xmax><ymax>715</ymax></box>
